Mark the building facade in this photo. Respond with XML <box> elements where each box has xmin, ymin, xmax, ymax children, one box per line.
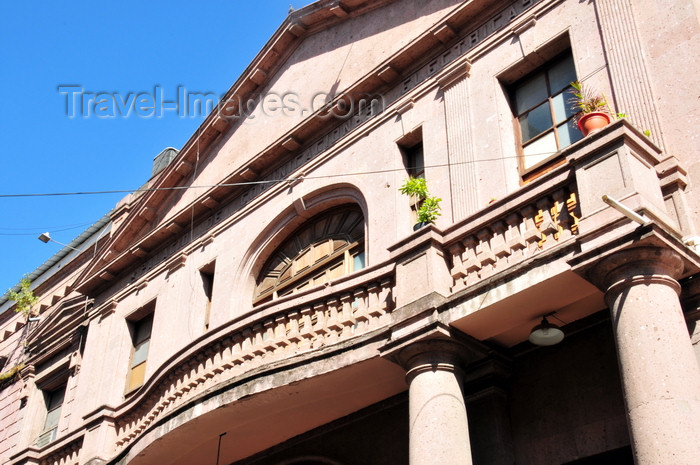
<box><xmin>1</xmin><ymin>0</ymin><xmax>699</xmax><ymax>464</ymax></box>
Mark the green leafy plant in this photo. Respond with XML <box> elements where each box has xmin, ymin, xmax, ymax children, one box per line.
<box><xmin>570</xmin><ymin>82</ymin><xmax>654</xmax><ymax>138</ymax></box>
<box><xmin>0</xmin><ymin>363</ymin><xmax>24</xmax><ymax>385</ymax></box>
<box><xmin>569</xmin><ymin>81</ymin><xmax>612</xmax><ymax>122</ymax></box>
<box><xmin>8</xmin><ymin>276</ymin><xmax>38</xmax><ymax>318</ymax></box>
<box><xmin>399</xmin><ymin>177</ymin><xmax>442</xmax><ymax>225</ymax></box>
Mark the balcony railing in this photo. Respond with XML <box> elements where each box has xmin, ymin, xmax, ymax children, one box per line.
<box><xmin>10</xmin><ymin>431</ymin><xmax>83</xmax><ymax>465</ymax></box>
<box><xmin>445</xmin><ymin>179</ymin><xmax>580</xmax><ymax>293</ymax></box>
<box><xmin>113</xmin><ymin>263</ymin><xmax>396</xmax><ymax>447</ymax></box>
<box><xmin>442</xmin><ymin>120</ymin><xmax>671</xmax><ymax>296</ymax></box>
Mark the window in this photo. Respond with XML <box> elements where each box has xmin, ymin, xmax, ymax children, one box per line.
<box><xmin>200</xmin><ymin>262</ymin><xmax>215</xmax><ymax>331</ymax></box>
<box><xmin>399</xmin><ymin>128</ymin><xmax>425</xmax><ymax>223</ymax></box>
<box><xmin>404</xmin><ymin>142</ymin><xmax>424</xmax><ymax>179</ymax></box>
<box><xmin>36</xmin><ymin>385</ymin><xmax>65</xmax><ymax>447</ymax></box>
<box><xmin>254</xmin><ymin>206</ymin><xmax>365</xmax><ymax>305</ymax></box>
<box><xmin>127</xmin><ymin>312</ymin><xmax>153</xmax><ymax>392</ymax></box>
<box><xmin>510</xmin><ymin>53</ymin><xmax>582</xmax><ymax>174</ymax></box>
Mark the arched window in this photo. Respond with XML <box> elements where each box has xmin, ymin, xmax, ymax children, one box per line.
<box><xmin>254</xmin><ymin>206</ymin><xmax>365</xmax><ymax>305</ymax></box>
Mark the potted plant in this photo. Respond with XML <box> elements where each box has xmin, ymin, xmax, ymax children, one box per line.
<box><xmin>399</xmin><ymin>177</ymin><xmax>442</xmax><ymax>230</ymax></box>
<box><xmin>569</xmin><ymin>81</ymin><xmax>613</xmax><ymax>136</ymax></box>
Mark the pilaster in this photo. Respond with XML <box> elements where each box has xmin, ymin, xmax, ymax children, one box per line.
<box><xmin>593</xmin><ymin>0</ymin><xmax>665</xmax><ymax>148</ymax></box>
<box><xmin>439</xmin><ymin>57</ymin><xmax>477</xmax><ymax>221</ymax></box>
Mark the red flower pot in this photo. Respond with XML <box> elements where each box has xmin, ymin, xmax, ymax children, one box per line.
<box><xmin>577</xmin><ymin>112</ymin><xmax>611</xmax><ymax>136</ymax></box>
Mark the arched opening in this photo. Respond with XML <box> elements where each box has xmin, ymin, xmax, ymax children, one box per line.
<box><xmin>253</xmin><ymin>205</ymin><xmax>365</xmax><ymax>306</ymax></box>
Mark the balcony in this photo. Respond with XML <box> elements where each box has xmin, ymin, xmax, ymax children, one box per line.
<box><xmin>388</xmin><ymin>119</ymin><xmax>680</xmax><ymax>346</ymax></box>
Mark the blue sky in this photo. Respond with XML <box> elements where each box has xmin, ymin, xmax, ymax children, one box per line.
<box><xmin>0</xmin><ymin>1</ymin><xmax>298</xmax><ymax>294</ymax></box>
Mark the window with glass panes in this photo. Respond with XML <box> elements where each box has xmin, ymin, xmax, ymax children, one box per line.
<box><xmin>127</xmin><ymin>313</ymin><xmax>153</xmax><ymax>391</ymax></box>
<box><xmin>511</xmin><ymin>53</ymin><xmax>582</xmax><ymax>171</ymax></box>
<box><xmin>253</xmin><ymin>206</ymin><xmax>365</xmax><ymax>305</ymax></box>
<box><xmin>37</xmin><ymin>385</ymin><xmax>65</xmax><ymax>447</ymax></box>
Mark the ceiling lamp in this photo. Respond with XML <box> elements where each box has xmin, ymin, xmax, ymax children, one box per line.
<box><xmin>528</xmin><ymin>315</ymin><xmax>564</xmax><ymax>346</ymax></box>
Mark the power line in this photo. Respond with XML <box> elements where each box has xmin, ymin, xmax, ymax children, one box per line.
<box><xmin>0</xmin><ymin>221</ymin><xmax>94</xmax><ymax>232</ymax></box>
<box><xmin>0</xmin><ymin>151</ymin><xmax>552</xmax><ymax>199</ymax></box>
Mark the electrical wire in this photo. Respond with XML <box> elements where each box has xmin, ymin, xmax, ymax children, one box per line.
<box><xmin>0</xmin><ymin>151</ymin><xmax>555</xmax><ymax>199</ymax></box>
<box><xmin>0</xmin><ymin>222</ymin><xmax>97</xmax><ymax>236</ymax></box>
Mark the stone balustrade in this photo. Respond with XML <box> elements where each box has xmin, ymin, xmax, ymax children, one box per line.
<box><xmin>113</xmin><ymin>265</ymin><xmax>395</xmax><ymax>448</ymax></box>
<box><xmin>10</xmin><ymin>434</ymin><xmax>83</xmax><ymax>465</ymax></box>
<box><xmin>40</xmin><ymin>441</ymin><xmax>81</xmax><ymax>465</ymax></box>
<box><xmin>446</xmin><ymin>182</ymin><xmax>580</xmax><ymax>293</ymax></box>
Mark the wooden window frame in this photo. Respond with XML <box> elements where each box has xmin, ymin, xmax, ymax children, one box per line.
<box><xmin>36</xmin><ymin>384</ymin><xmax>66</xmax><ymax>447</ymax></box>
<box><xmin>509</xmin><ymin>52</ymin><xmax>582</xmax><ymax>179</ymax></box>
<box><xmin>253</xmin><ymin>206</ymin><xmax>365</xmax><ymax>306</ymax></box>
<box><xmin>125</xmin><ymin>302</ymin><xmax>155</xmax><ymax>393</ymax></box>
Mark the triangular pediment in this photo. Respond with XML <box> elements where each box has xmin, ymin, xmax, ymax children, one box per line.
<box><xmin>75</xmin><ymin>0</ymin><xmax>484</xmax><ymax>295</ymax></box>
<box><xmin>26</xmin><ymin>295</ymin><xmax>87</xmax><ymax>361</ymax></box>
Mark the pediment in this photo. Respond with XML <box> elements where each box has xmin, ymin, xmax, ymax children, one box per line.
<box><xmin>74</xmin><ymin>0</ymin><xmax>504</xmax><ymax>295</ymax></box>
<box><xmin>26</xmin><ymin>295</ymin><xmax>87</xmax><ymax>361</ymax></box>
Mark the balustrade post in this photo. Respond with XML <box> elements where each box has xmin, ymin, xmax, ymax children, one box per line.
<box><xmin>520</xmin><ymin>205</ymin><xmax>540</xmax><ymax>254</ymax></box>
<box><xmin>389</xmin><ymin>230</ymin><xmax>452</xmax><ymax>308</ymax></box>
<box><xmin>355</xmin><ymin>285</ymin><xmax>367</xmax><ymax>309</ymax></box>
<box><xmin>286</xmin><ymin>310</ymin><xmax>301</xmax><ymax>350</ymax></box>
<box><xmin>366</xmin><ymin>281</ymin><xmax>381</xmax><ymax>321</ymax></box>
<box><xmin>275</xmin><ymin>315</ymin><xmax>290</xmax><ymax>353</ymax></box>
<box><xmin>298</xmin><ymin>307</ymin><xmax>314</xmax><ymax>350</ymax></box>
<box><xmin>263</xmin><ymin>319</ymin><xmax>276</xmax><ymax>353</ymax></box>
<box><xmin>339</xmin><ymin>292</ymin><xmax>354</xmax><ymax>336</ymax></box>
<box><xmin>491</xmin><ymin>220</ymin><xmax>509</xmax><ymax>266</ymax></box>
<box><xmin>251</xmin><ymin>323</ymin><xmax>265</xmax><ymax>358</ymax></box>
<box><xmin>505</xmin><ymin>212</ymin><xmax>526</xmax><ymax>263</ymax></box>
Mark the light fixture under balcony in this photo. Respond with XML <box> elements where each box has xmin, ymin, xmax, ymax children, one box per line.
<box><xmin>528</xmin><ymin>315</ymin><xmax>565</xmax><ymax>346</ymax></box>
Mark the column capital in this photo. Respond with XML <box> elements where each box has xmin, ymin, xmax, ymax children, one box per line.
<box><xmin>400</xmin><ymin>338</ymin><xmax>470</xmax><ymax>383</ymax></box>
<box><xmin>590</xmin><ymin>247</ymin><xmax>683</xmax><ymax>301</ymax></box>
<box><xmin>381</xmin><ymin>323</ymin><xmax>489</xmax><ymax>383</ymax></box>
<box><xmin>436</xmin><ymin>56</ymin><xmax>471</xmax><ymax>91</ymax></box>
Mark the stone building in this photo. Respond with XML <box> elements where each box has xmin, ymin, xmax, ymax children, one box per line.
<box><xmin>1</xmin><ymin>0</ymin><xmax>699</xmax><ymax>464</ymax></box>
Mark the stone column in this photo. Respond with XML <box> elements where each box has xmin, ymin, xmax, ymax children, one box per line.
<box><xmin>595</xmin><ymin>247</ymin><xmax>700</xmax><ymax>464</ymax></box>
<box><xmin>401</xmin><ymin>339</ymin><xmax>473</xmax><ymax>465</ymax></box>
